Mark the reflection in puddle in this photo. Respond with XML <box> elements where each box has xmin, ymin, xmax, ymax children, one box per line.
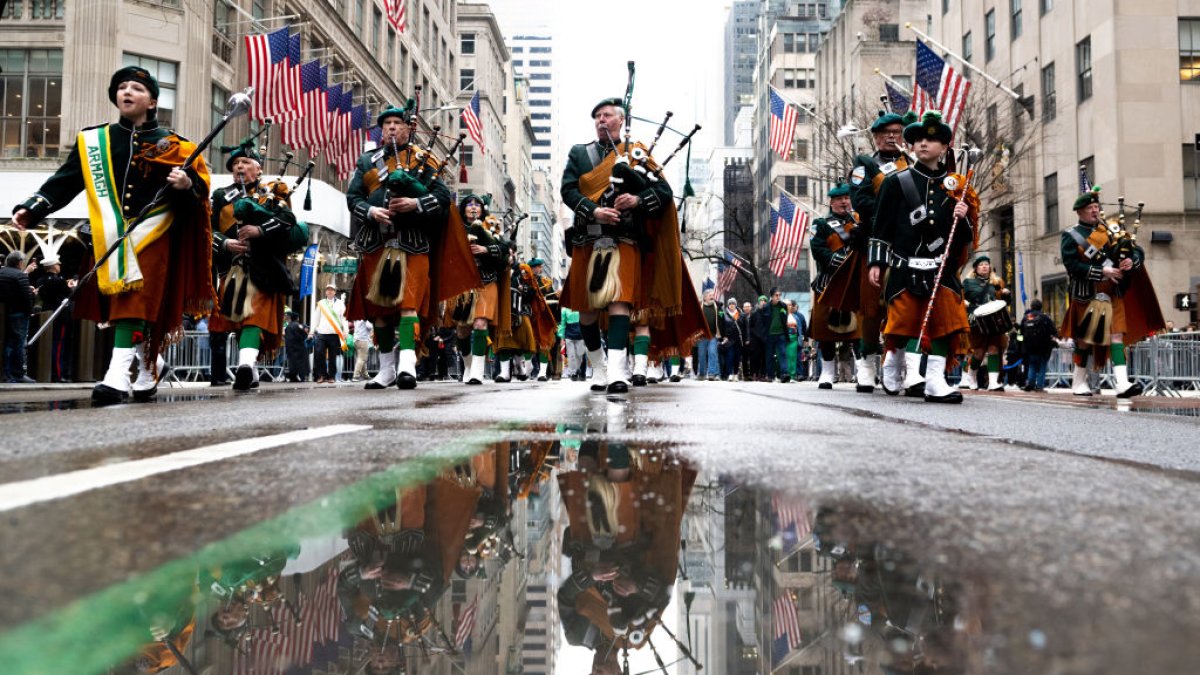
<box><xmin>0</xmin><ymin>393</ymin><xmax>221</xmax><ymax>415</ymax></box>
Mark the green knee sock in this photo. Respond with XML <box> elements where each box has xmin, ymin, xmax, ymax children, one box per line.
<box><xmin>632</xmin><ymin>335</ymin><xmax>651</xmax><ymax>356</ymax></box>
<box><xmin>375</xmin><ymin>320</ymin><xmax>397</xmax><ymax>353</ymax></box>
<box><xmin>538</xmin><ymin>351</ymin><xmax>550</xmax><ymax>363</ymax></box>
<box><xmin>238</xmin><ymin>328</ymin><xmax>262</xmax><ymax>350</ymax></box>
<box><xmin>905</xmin><ymin>338</ymin><xmax>921</xmax><ymax>354</ymax></box>
<box><xmin>969</xmin><ymin>356</ymin><xmax>983</xmax><ymax>371</ymax></box>
<box><xmin>471</xmin><ymin>329</ymin><xmax>489</xmax><ymax>357</ymax></box>
<box><xmin>113</xmin><ymin>319</ymin><xmax>147</xmax><ymax>348</ymax></box>
<box><xmin>398</xmin><ymin>316</ymin><xmax>419</xmax><ymax>351</ymax></box>
<box><xmin>607</xmin><ymin>315</ymin><xmax>631</xmax><ymax>351</ymax></box>
<box><xmin>1110</xmin><ymin>343</ymin><xmax>1127</xmax><ymax>366</ymax></box>
<box><xmin>929</xmin><ymin>338</ymin><xmax>949</xmax><ymax>357</ymax></box>
<box><xmin>670</xmin><ymin>356</ymin><xmax>681</xmax><ymax>367</ymax></box>
<box><xmin>1074</xmin><ymin>347</ymin><xmax>1090</xmax><ymax>368</ymax></box>
<box><xmin>986</xmin><ymin>353</ymin><xmax>1001</xmax><ymax>373</ymax></box>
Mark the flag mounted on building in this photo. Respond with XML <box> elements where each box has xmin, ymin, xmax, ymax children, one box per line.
<box><xmin>768</xmin><ymin>85</ymin><xmax>798</xmax><ymax>161</ymax></box>
<box><xmin>715</xmin><ymin>251</ymin><xmax>742</xmax><ymax>300</ymax></box>
<box><xmin>282</xmin><ymin>60</ymin><xmax>330</xmax><ymax>151</ymax></box>
<box><xmin>769</xmin><ymin>194</ymin><xmax>810</xmax><ymax>277</ymax></box>
<box><xmin>244</xmin><ymin>27</ymin><xmax>301</xmax><ymax>123</ymax></box>
<box><xmin>912</xmin><ymin>39</ymin><xmax>971</xmax><ymax>135</ymax></box>
<box><xmin>462</xmin><ymin>90</ymin><xmax>485</xmax><ymax>154</ymax></box>
<box><xmin>454</xmin><ymin>595</ymin><xmax>479</xmax><ymax>654</ymax></box>
<box><xmin>885</xmin><ymin>81</ymin><xmax>912</xmax><ymax>114</ymax></box>
<box><xmin>385</xmin><ymin>0</ymin><xmax>407</xmax><ymax>33</ymax></box>
<box><xmin>772</xmin><ymin>593</ymin><xmax>802</xmax><ymax>668</ymax></box>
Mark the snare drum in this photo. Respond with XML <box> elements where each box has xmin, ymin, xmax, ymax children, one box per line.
<box><xmin>972</xmin><ymin>299</ymin><xmax>1013</xmax><ymax>337</ymax></box>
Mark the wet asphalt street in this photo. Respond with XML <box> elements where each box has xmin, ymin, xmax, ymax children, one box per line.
<box><xmin>0</xmin><ymin>378</ymin><xmax>1198</xmax><ymax>674</ymax></box>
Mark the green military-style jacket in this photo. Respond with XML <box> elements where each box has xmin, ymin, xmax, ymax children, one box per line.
<box><xmin>560</xmin><ymin>140</ymin><xmax>673</xmax><ymax>235</ymax></box>
<box><xmin>345</xmin><ymin>144</ymin><xmax>451</xmax><ymax>254</ymax></box>
<box><xmin>961</xmin><ymin>274</ymin><xmax>1000</xmax><ymax>315</ymax></box>
<box><xmin>211</xmin><ymin>180</ymin><xmax>303</xmax><ymax>294</ymax></box>
<box><xmin>848</xmin><ymin>150</ymin><xmax>908</xmax><ymax>241</ymax></box>
<box><xmin>868</xmin><ymin>163</ymin><xmax>975</xmax><ymax>301</ymax></box>
<box><xmin>1059</xmin><ymin>221</ymin><xmax>1145</xmax><ymax>300</ymax></box>
<box><xmin>809</xmin><ymin>211</ymin><xmax>856</xmax><ymax>295</ymax></box>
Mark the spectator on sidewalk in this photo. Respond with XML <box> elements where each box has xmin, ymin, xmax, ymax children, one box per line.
<box><xmin>739</xmin><ymin>301</ymin><xmax>754</xmax><ymax>380</ymax></box>
<box><xmin>561</xmin><ymin>307</ymin><xmax>585</xmax><ymax>381</ymax></box>
<box><xmin>352</xmin><ymin>319</ymin><xmax>373</xmax><ymax>381</ymax></box>
<box><xmin>721</xmin><ymin>299</ymin><xmax>743</xmax><ymax>381</ymax></box>
<box><xmin>696</xmin><ymin>289</ymin><xmax>722</xmax><ymax>381</ymax></box>
<box><xmin>749</xmin><ymin>295</ymin><xmax>770</xmax><ymax>381</ymax></box>
<box><xmin>33</xmin><ymin>254</ymin><xmax>75</xmax><ymax>382</ymax></box>
<box><xmin>312</xmin><ymin>284</ymin><xmax>346</xmax><ymax>384</ymax></box>
<box><xmin>1019</xmin><ymin>299</ymin><xmax>1058</xmax><ymax>392</ymax></box>
<box><xmin>1</xmin><ymin>250</ymin><xmax>37</xmax><ymax>383</ymax></box>
<box><xmin>764</xmin><ymin>289</ymin><xmax>791</xmax><ymax>382</ymax></box>
<box><xmin>284</xmin><ymin>311</ymin><xmax>311</xmax><ymax>382</ymax></box>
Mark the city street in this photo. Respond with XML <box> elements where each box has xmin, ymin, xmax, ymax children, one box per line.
<box><xmin>0</xmin><ymin>379</ymin><xmax>1198</xmax><ymax>674</ymax></box>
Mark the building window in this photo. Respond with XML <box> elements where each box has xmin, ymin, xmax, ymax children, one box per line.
<box><xmin>531</xmin><ymin>112</ymin><xmax>551</xmax><ymax>120</ymax></box>
<box><xmin>985</xmin><ymin>10</ymin><xmax>996</xmax><ymax>61</ymax></box>
<box><xmin>1043</xmin><ymin>173</ymin><xmax>1059</xmax><ymax>234</ymax></box>
<box><xmin>986</xmin><ymin>103</ymin><xmax>998</xmax><ymax>144</ymax></box>
<box><xmin>530</xmin><ymin>86</ymin><xmax>551</xmax><ymax>93</ymax></box>
<box><xmin>784</xmin><ymin>176</ymin><xmax>808</xmax><ymax>196</ymax></box>
<box><xmin>512</xmin><ymin>46</ymin><xmax>523</xmax><ymax>53</ymax></box>
<box><xmin>1184</xmin><ymin>145</ymin><xmax>1200</xmax><ymax>210</ymax></box>
<box><xmin>530</xmin><ymin>46</ymin><xmax>551</xmax><ymax>53</ymax></box>
<box><xmin>782</xmin><ymin>68</ymin><xmax>814</xmax><ymax>89</ymax></box>
<box><xmin>355</xmin><ymin>0</ymin><xmax>365</xmax><ymax>34</ymax></box>
<box><xmin>512</xmin><ymin>60</ymin><xmax>523</xmax><ymax>67</ymax></box>
<box><xmin>794</xmin><ymin>138</ymin><xmax>809</xmax><ymax>160</ymax></box>
<box><xmin>460</xmin><ymin>68</ymin><xmax>474</xmax><ymax>91</ymax></box>
<box><xmin>372</xmin><ymin>8</ymin><xmax>382</xmax><ymax>54</ymax></box>
<box><xmin>461</xmin><ymin>32</ymin><xmax>475</xmax><ymax>55</ymax></box>
<box><xmin>209</xmin><ymin>84</ymin><xmax>230</xmax><ymax>168</ymax></box>
<box><xmin>1077</xmin><ymin>37</ymin><xmax>1092</xmax><ymax>101</ymax></box>
<box><xmin>1011</xmin><ymin>0</ymin><xmax>1023</xmax><ymax>39</ymax></box>
<box><xmin>1080</xmin><ymin>155</ymin><xmax>1095</xmax><ymax>190</ymax></box>
<box><xmin>963</xmin><ymin>32</ymin><xmax>973</xmax><ymax>62</ymax></box>
<box><xmin>0</xmin><ymin>48</ymin><xmax>63</xmax><ymax>158</ymax></box>
<box><xmin>1</xmin><ymin>1</ymin><xmax>21</xmax><ymax>19</ymax></box>
<box><xmin>20</xmin><ymin>0</ymin><xmax>66</xmax><ymax>19</ymax></box>
<box><xmin>529</xmin><ymin>99</ymin><xmax>551</xmax><ymax>107</ymax></box>
<box><xmin>1180</xmin><ymin>19</ymin><xmax>1200</xmax><ymax>82</ymax></box>
<box><xmin>879</xmin><ymin>24</ymin><xmax>899</xmax><ymax>42</ymax></box>
<box><xmin>530</xmin><ymin>73</ymin><xmax>550</xmax><ymax>80</ymax></box>
<box><xmin>942</xmin><ymin>0</ymin><xmax>950</xmax><ymax>15</ymax></box>
<box><xmin>461</xmin><ymin>145</ymin><xmax>473</xmax><ymax>167</ymax></box>
<box><xmin>122</xmin><ymin>53</ymin><xmax>176</xmax><ymax>127</ymax></box>
<box><xmin>530</xmin><ymin>59</ymin><xmax>551</xmax><ymax>67</ymax></box>
<box><xmin>532</xmin><ymin>152</ymin><xmax>551</xmax><ymax>160</ymax></box>
<box><xmin>1041</xmin><ymin>62</ymin><xmax>1056</xmax><ymax>121</ymax></box>
<box><xmin>388</xmin><ymin>29</ymin><xmax>397</xmax><ymax>73</ymax></box>
<box><xmin>1040</xmin><ymin>0</ymin><xmax>1053</xmax><ymax>15</ymax></box>
<box><xmin>252</xmin><ymin>0</ymin><xmax>266</xmax><ymax>20</ymax></box>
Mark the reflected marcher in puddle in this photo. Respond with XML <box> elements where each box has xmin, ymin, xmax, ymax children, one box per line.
<box><xmin>203</xmin><ymin>544</ymin><xmax>302</xmax><ymax>647</ymax></box>
<box><xmin>556</xmin><ymin>443</ymin><xmax>697</xmax><ymax>673</ymax></box>
<box><xmin>338</xmin><ymin>445</ymin><xmax>515</xmax><ymax>669</ymax></box>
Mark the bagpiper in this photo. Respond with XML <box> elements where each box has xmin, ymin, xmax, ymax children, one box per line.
<box><xmin>808</xmin><ymin>181</ymin><xmax>865</xmax><ymax>389</ymax></box>
<box><xmin>11</xmin><ymin>66</ymin><xmax>214</xmax><ymax>405</ymax></box>
<box><xmin>1060</xmin><ymin>185</ymin><xmax>1164</xmax><ymax>397</ymax></box>
<box><xmin>452</xmin><ymin>194</ymin><xmax>508</xmax><ymax>385</ymax></box>
<box><xmin>209</xmin><ymin>140</ymin><xmax>307</xmax><ymax>390</ymax></box>
<box><xmin>346</xmin><ymin>102</ymin><xmax>478</xmax><ymax>390</ymax></box>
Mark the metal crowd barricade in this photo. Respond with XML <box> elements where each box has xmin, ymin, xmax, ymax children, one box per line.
<box><xmin>1044</xmin><ymin>332</ymin><xmax>1200</xmax><ymax>396</ymax></box>
<box><xmin>162</xmin><ymin>331</ymin><xmax>286</xmax><ymax>383</ymax></box>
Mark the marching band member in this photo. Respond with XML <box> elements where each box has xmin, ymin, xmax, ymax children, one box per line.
<box><xmin>453</xmin><ymin>195</ymin><xmax>508</xmax><ymax>385</ymax></box>
<box><xmin>960</xmin><ymin>254</ymin><xmax>1010</xmax><ymax>391</ymax></box>
<box><xmin>808</xmin><ymin>182</ymin><xmax>864</xmax><ymax>389</ymax></box>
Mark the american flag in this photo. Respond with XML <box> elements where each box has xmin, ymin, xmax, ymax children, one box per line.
<box><xmin>322</xmin><ymin>88</ymin><xmax>352</xmax><ymax>177</ymax></box>
<box><xmin>281</xmin><ymin>61</ymin><xmax>329</xmax><ymax>151</ymax></box>
<box><xmin>772</xmin><ymin>593</ymin><xmax>802</xmax><ymax>667</ymax></box>
<box><xmin>912</xmin><ymin>39</ymin><xmax>971</xmax><ymax>135</ymax></box>
<box><xmin>768</xmin><ymin>86</ymin><xmax>798</xmax><ymax>161</ymax></box>
<box><xmin>462</xmin><ymin>90</ymin><xmax>485</xmax><ymax>155</ymax></box>
<box><xmin>715</xmin><ymin>251</ymin><xmax>741</xmax><ymax>300</ymax></box>
<box><xmin>385</xmin><ymin>0</ymin><xmax>407</xmax><ymax>33</ymax></box>
<box><xmin>454</xmin><ymin>594</ymin><xmax>479</xmax><ymax>651</ymax></box>
<box><xmin>244</xmin><ymin>27</ymin><xmax>301</xmax><ymax>123</ymax></box>
<box><xmin>771</xmin><ymin>492</ymin><xmax>813</xmax><ymax>544</ymax></box>
<box><xmin>335</xmin><ymin>104</ymin><xmax>368</xmax><ymax>180</ymax></box>
<box><xmin>885</xmin><ymin>81</ymin><xmax>912</xmax><ymax>114</ymax></box>
<box><xmin>769</xmin><ymin>195</ymin><xmax>810</xmax><ymax>277</ymax></box>
<box><xmin>232</xmin><ymin>565</ymin><xmax>342</xmax><ymax>675</ymax></box>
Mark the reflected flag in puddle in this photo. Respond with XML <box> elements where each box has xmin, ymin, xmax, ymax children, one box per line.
<box><xmin>772</xmin><ymin>592</ymin><xmax>802</xmax><ymax>667</ymax></box>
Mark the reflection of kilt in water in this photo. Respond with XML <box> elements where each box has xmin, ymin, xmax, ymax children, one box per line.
<box><xmin>496</xmin><ymin>316</ymin><xmax>537</xmax><ymax>353</ymax></box>
<box><xmin>561</xmin><ymin>241</ymin><xmax>641</xmax><ymax>311</ymax></box>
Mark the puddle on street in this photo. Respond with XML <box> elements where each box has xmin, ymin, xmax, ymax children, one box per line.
<box><xmin>0</xmin><ymin>392</ymin><xmax>222</xmax><ymax>414</ymax></box>
<box><xmin>0</xmin><ymin>414</ymin><xmax>1193</xmax><ymax>674</ymax></box>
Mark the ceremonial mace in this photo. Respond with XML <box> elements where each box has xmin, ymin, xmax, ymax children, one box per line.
<box><xmin>27</xmin><ymin>87</ymin><xmax>255</xmax><ymax>347</ymax></box>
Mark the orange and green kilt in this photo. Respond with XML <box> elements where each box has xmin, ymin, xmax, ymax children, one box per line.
<box><xmin>346</xmin><ymin>248</ymin><xmax>431</xmax><ymax>321</ymax></box>
<box><xmin>810</xmin><ymin>301</ymin><xmax>862</xmax><ymax>342</ymax></box>
<box><xmin>208</xmin><ymin>272</ymin><xmax>286</xmax><ymax>352</ymax></box>
<box><xmin>1061</xmin><ymin>287</ymin><xmax>1128</xmax><ymax>343</ymax></box>
<box><xmin>472</xmin><ymin>281</ymin><xmax>499</xmax><ymax>323</ymax></box>
<box><xmin>883</xmin><ymin>289</ymin><xmax>970</xmax><ymax>353</ymax></box>
<box><xmin>496</xmin><ymin>315</ymin><xmax>537</xmax><ymax>353</ymax></box>
<box><xmin>561</xmin><ymin>241</ymin><xmax>642</xmax><ymax>312</ymax></box>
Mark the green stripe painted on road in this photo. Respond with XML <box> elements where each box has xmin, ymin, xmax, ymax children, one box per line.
<box><xmin>0</xmin><ymin>428</ymin><xmax>514</xmax><ymax>675</ymax></box>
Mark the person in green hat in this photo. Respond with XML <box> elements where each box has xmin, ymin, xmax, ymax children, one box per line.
<box><xmin>1059</xmin><ymin>185</ymin><xmax>1164</xmax><ymax>397</ymax></box>
<box><xmin>208</xmin><ymin>139</ymin><xmax>306</xmax><ymax>391</ymax></box>
<box><xmin>808</xmin><ymin>181</ymin><xmax>867</xmax><ymax>390</ymax></box>
<box><xmin>11</xmin><ymin>65</ymin><xmax>215</xmax><ymax>405</ymax></box>
<box><xmin>559</xmin><ymin>97</ymin><xmax>677</xmax><ymax>394</ymax></box>
<box><xmin>848</xmin><ymin>110</ymin><xmax>914</xmax><ymax>391</ymax></box>
<box><xmin>527</xmin><ymin>257</ymin><xmax>560</xmax><ymax>381</ymax></box>
<box><xmin>867</xmin><ymin>110</ymin><xmax>977</xmax><ymax>404</ymax></box>
<box><xmin>960</xmin><ymin>253</ymin><xmax>1011</xmax><ymax>391</ymax></box>
<box><xmin>453</xmin><ymin>194</ymin><xmax>507</xmax><ymax>385</ymax></box>
<box><xmin>345</xmin><ymin>102</ymin><xmax>479</xmax><ymax>391</ymax></box>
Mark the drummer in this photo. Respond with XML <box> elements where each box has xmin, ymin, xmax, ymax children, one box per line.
<box><xmin>961</xmin><ymin>254</ymin><xmax>1010</xmax><ymax>391</ymax></box>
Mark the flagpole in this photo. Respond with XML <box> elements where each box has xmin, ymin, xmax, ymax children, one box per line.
<box><xmin>772</xmin><ymin>183</ymin><xmax>822</xmax><ymax>218</ymax></box>
<box><xmin>770</xmin><ymin>86</ymin><xmax>832</xmax><ymax>126</ymax></box>
<box><xmin>872</xmin><ymin>68</ymin><xmax>912</xmax><ymax>96</ymax></box>
<box><xmin>904</xmin><ymin>23</ymin><xmax>1022</xmax><ymax>102</ymax></box>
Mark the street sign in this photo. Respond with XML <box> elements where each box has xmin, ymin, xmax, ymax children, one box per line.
<box><xmin>323</xmin><ymin>260</ymin><xmax>358</xmax><ymax>275</ymax></box>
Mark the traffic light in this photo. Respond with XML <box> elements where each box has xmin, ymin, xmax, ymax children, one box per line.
<box><xmin>1177</xmin><ymin>293</ymin><xmax>1196</xmax><ymax>311</ymax></box>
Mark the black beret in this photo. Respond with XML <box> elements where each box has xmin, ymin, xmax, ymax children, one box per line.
<box><xmin>591</xmin><ymin>97</ymin><xmax>624</xmax><ymax>118</ymax></box>
<box><xmin>108</xmin><ymin>66</ymin><xmax>159</xmax><ymax>104</ymax></box>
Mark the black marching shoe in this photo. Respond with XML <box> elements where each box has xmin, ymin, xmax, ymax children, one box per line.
<box><xmin>1116</xmin><ymin>382</ymin><xmax>1143</xmax><ymax>399</ymax></box>
<box><xmin>856</xmin><ymin>383</ymin><xmax>875</xmax><ymax>394</ymax></box>
<box><xmin>396</xmin><ymin>372</ymin><xmax>418</xmax><ymax>390</ymax></box>
<box><xmin>904</xmin><ymin>383</ymin><xmax>926</xmax><ymax>397</ymax></box>
<box><xmin>607</xmin><ymin>381</ymin><xmax>629</xmax><ymax>394</ymax></box>
<box><xmin>669</xmin><ymin>374</ymin><xmax>681</xmax><ymax>383</ymax></box>
<box><xmin>924</xmin><ymin>390</ymin><xmax>964</xmax><ymax>404</ymax></box>
<box><xmin>233</xmin><ymin>365</ymin><xmax>255</xmax><ymax>392</ymax></box>
<box><xmin>133</xmin><ymin>365</ymin><xmax>172</xmax><ymax>402</ymax></box>
<box><xmin>818</xmin><ymin>382</ymin><xmax>832</xmax><ymax>390</ymax></box>
<box><xmin>630</xmin><ymin>374</ymin><xmax>647</xmax><ymax>387</ymax></box>
<box><xmin>91</xmin><ymin>384</ymin><xmax>128</xmax><ymax>406</ymax></box>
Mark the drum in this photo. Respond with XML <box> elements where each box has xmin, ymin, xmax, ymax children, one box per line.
<box><xmin>972</xmin><ymin>299</ymin><xmax>1013</xmax><ymax>337</ymax></box>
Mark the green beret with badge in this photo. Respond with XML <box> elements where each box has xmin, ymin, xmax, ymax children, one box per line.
<box><xmin>376</xmin><ymin>99</ymin><xmax>416</xmax><ymax>126</ymax></box>
<box><xmin>1072</xmin><ymin>185</ymin><xmax>1101</xmax><ymax>211</ymax></box>
<box><xmin>870</xmin><ymin>112</ymin><xmax>905</xmax><ymax>132</ymax></box>
<box><xmin>591</xmin><ymin>97</ymin><xmax>625</xmax><ymax>118</ymax></box>
<box><xmin>903</xmin><ymin>110</ymin><xmax>953</xmax><ymax>145</ymax></box>
<box><xmin>828</xmin><ymin>181</ymin><xmax>851</xmax><ymax>198</ymax></box>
